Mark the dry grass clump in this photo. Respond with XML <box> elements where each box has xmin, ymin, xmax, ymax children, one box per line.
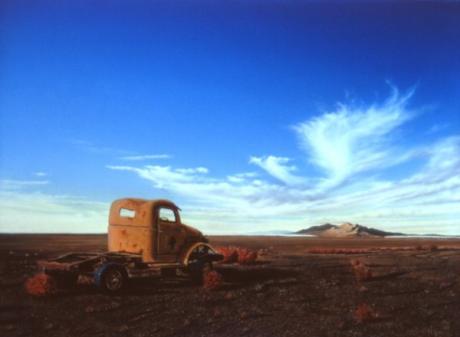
<box><xmin>430</xmin><ymin>244</ymin><xmax>439</xmax><ymax>252</ymax></box>
<box><xmin>25</xmin><ymin>273</ymin><xmax>57</xmax><ymax>297</ymax></box>
<box><xmin>217</xmin><ymin>246</ymin><xmax>258</xmax><ymax>265</ymax></box>
<box><xmin>308</xmin><ymin>245</ymin><xmax>450</xmax><ymax>254</ymax></box>
<box><xmin>307</xmin><ymin>248</ymin><xmax>372</xmax><ymax>254</ymax></box>
<box><xmin>203</xmin><ymin>270</ymin><xmax>223</xmax><ymax>290</ymax></box>
<box><xmin>236</xmin><ymin>248</ymin><xmax>258</xmax><ymax>264</ymax></box>
<box><xmin>350</xmin><ymin>259</ymin><xmax>373</xmax><ymax>282</ymax></box>
<box><xmin>354</xmin><ymin>303</ymin><xmax>378</xmax><ymax>323</ymax></box>
<box><xmin>217</xmin><ymin>246</ymin><xmax>239</xmax><ymax>263</ymax></box>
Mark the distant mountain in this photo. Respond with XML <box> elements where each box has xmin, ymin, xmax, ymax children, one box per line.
<box><xmin>297</xmin><ymin>223</ymin><xmax>336</xmax><ymax>235</ymax></box>
<box><xmin>296</xmin><ymin>222</ymin><xmax>404</xmax><ymax>237</ymax></box>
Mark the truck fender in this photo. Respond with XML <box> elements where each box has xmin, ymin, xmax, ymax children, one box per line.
<box><xmin>181</xmin><ymin>242</ymin><xmax>219</xmax><ymax>266</ymax></box>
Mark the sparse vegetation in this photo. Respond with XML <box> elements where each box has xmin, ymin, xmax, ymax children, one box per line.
<box><xmin>307</xmin><ymin>248</ymin><xmax>372</xmax><ymax>254</ymax></box>
<box><xmin>354</xmin><ymin>303</ymin><xmax>378</xmax><ymax>323</ymax></box>
<box><xmin>430</xmin><ymin>244</ymin><xmax>439</xmax><ymax>252</ymax></box>
<box><xmin>306</xmin><ymin>245</ymin><xmax>450</xmax><ymax>255</ymax></box>
<box><xmin>3</xmin><ymin>234</ymin><xmax>460</xmax><ymax>337</ymax></box>
<box><xmin>203</xmin><ymin>270</ymin><xmax>223</xmax><ymax>290</ymax></box>
<box><xmin>217</xmin><ymin>246</ymin><xmax>239</xmax><ymax>263</ymax></box>
<box><xmin>25</xmin><ymin>273</ymin><xmax>57</xmax><ymax>297</ymax></box>
<box><xmin>235</xmin><ymin>247</ymin><xmax>258</xmax><ymax>264</ymax></box>
<box><xmin>217</xmin><ymin>246</ymin><xmax>258</xmax><ymax>264</ymax></box>
<box><xmin>350</xmin><ymin>259</ymin><xmax>373</xmax><ymax>282</ymax></box>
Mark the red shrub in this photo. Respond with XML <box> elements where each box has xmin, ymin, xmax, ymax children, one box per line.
<box><xmin>430</xmin><ymin>244</ymin><xmax>439</xmax><ymax>252</ymax></box>
<box><xmin>203</xmin><ymin>270</ymin><xmax>223</xmax><ymax>290</ymax></box>
<box><xmin>307</xmin><ymin>248</ymin><xmax>371</xmax><ymax>254</ymax></box>
<box><xmin>25</xmin><ymin>273</ymin><xmax>57</xmax><ymax>297</ymax></box>
<box><xmin>350</xmin><ymin>259</ymin><xmax>373</xmax><ymax>282</ymax></box>
<box><xmin>236</xmin><ymin>248</ymin><xmax>258</xmax><ymax>265</ymax></box>
<box><xmin>217</xmin><ymin>246</ymin><xmax>239</xmax><ymax>263</ymax></box>
<box><xmin>308</xmin><ymin>246</ymin><xmax>451</xmax><ymax>254</ymax></box>
<box><xmin>217</xmin><ymin>246</ymin><xmax>258</xmax><ymax>265</ymax></box>
<box><xmin>354</xmin><ymin>303</ymin><xmax>378</xmax><ymax>323</ymax></box>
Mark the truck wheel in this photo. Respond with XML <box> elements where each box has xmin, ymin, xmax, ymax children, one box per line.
<box><xmin>188</xmin><ymin>261</ymin><xmax>212</xmax><ymax>285</ymax></box>
<box><xmin>95</xmin><ymin>264</ymin><xmax>127</xmax><ymax>293</ymax></box>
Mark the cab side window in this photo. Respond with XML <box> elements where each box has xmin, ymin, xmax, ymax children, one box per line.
<box><xmin>158</xmin><ymin>207</ymin><xmax>176</xmax><ymax>223</ymax></box>
<box><xmin>119</xmin><ymin>208</ymin><xmax>135</xmax><ymax>218</ymax></box>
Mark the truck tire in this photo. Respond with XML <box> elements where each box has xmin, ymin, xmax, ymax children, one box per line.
<box><xmin>185</xmin><ymin>244</ymin><xmax>215</xmax><ymax>284</ymax></box>
<box><xmin>188</xmin><ymin>261</ymin><xmax>212</xmax><ymax>285</ymax></box>
<box><xmin>95</xmin><ymin>264</ymin><xmax>127</xmax><ymax>293</ymax></box>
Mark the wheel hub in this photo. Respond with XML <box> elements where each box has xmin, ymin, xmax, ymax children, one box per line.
<box><xmin>105</xmin><ymin>269</ymin><xmax>123</xmax><ymax>290</ymax></box>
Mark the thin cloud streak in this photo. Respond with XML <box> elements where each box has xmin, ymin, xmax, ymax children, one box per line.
<box><xmin>249</xmin><ymin>156</ymin><xmax>307</xmax><ymax>185</ymax></box>
<box><xmin>0</xmin><ymin>179</ymin><xmax>49</xmax><ymax>190</ymax></box>
<box><xmin>119</xmin><ymin>154</ymin><xmax>172</xmax><ymax>161</ymax></box>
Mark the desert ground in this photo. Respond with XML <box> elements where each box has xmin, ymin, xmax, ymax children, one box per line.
<box><xmin>1</xmin><ymin>234</ymin><xmax>460</xmax><ymax>337</ymax></box>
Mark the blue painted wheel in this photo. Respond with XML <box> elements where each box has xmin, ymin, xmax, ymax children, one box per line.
<box><xmin>94</xmin><ymin>263</ymin><xmax>127</xmax><ymax>293</ymax></box>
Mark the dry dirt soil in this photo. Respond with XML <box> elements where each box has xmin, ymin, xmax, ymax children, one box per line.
<box><xmin>1</xmin><ymin>234</ymin><xmax>460</xmax><ymax>337</ymax></box>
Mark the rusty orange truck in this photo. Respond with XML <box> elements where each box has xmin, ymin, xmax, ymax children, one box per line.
<box><xmin>39</xmin><ymin>198</ymin><xmax>223</xmax><ymax>292</ymax></box>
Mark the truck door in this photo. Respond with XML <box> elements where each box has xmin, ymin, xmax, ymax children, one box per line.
<box><xmin>156</xmin><ymin>206</ymin><xmax>184</xmax><ymax>262</ymax></box>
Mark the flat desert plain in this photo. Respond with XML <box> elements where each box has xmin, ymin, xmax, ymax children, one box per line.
<box><xmin>1</xmin><ymin>234</ymin><xmax>460</xmax><ymax>337</ymax></box>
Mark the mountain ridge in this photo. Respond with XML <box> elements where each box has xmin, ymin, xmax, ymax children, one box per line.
<box><xmin>296</xmin><ymin>222</ymin><xmax>405</xmax><ymax>237</ymax></box>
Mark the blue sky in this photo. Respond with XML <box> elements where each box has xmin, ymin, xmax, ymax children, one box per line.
<box><xmin>0</xmin><ymin>1</ymin><xmax>459</xmax><ymax>234</ymax></box>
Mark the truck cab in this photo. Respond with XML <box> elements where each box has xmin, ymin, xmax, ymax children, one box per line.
<box><xmin>108</xmin><ymin>198</ymin><xmax>208</xmax><ymax>263</ymax></box>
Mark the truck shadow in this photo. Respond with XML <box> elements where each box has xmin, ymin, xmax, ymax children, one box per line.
<box><xmin>119</xmin><ymin>265</ymin><xmax>300</xmax><ymax>295</ymax></box>
<box><xmin>57</xmin><ymin>264</ymin><xmax>300</xmax><ymax>296</ymax></box>
<box><xmin>66</xmin><ymin>266</ymin><xmax>298</xmax><ymax>296</ymax></box>
<box><xmin>216</xmin><ymin>265</ymin><xmax>300</xmax><ymax>290</ymax></box>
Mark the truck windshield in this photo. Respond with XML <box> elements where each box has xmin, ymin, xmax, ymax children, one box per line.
<box><xmin>159</xmin><ymin>208</ymin><xmax>176</xmax><ymax>222</ymax></box>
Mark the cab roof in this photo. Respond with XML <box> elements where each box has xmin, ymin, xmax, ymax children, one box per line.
<box><xmin>109</xmin><ymin>198</ymin><xmax>180</xmax><ymax>227</ymax></box>
<box><xmin>112</xmin><ymin>198</ymin><xmax>180</xmax><ymax>209</ymax></box>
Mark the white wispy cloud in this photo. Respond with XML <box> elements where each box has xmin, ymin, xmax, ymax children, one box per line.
<box><xmin>71</xmin><ymin>139</ymin><xmax>171</xmax><ymax>162</ymax></box>
<box><xmin>107</xmin><ymin>165</ymin><xmax>211</xmax><ymax>189</ymax></box>
<box><xmin>226</xmin><ymin>172</ymin><xmax>258</xmax><ymax>183</ymax></box>
<box><xmin>249</xmin><ymin>156</ymin><xmax>306</xmax><ymax>185</ymax></box>
<box><xmin>119</xmin><ymin>154</ymin><xmax>172</xmax><ymax>161</ymax></box>
<box><xmin>176</xmin><ymin>167</ymin><xmax>208</xmax><ymax>174</ymax></box>
<box><xmin>34</xmin><ymin>172</ymin><xmax>48</xmax><ymax>177</ymax></box>
<box><xmin>293</xmin><ymin>87</ymin><xmax>416</xmax><ymax>187</ymax></box>
<box><xmin>107</xmin><ymin>164</ymin><xmax>288</xmax><ymax>208</ymax></box>
<box><xmin>0</xmin><ymin>179</ymin><xmax>49</xmax><ymax>190</ymax></box>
